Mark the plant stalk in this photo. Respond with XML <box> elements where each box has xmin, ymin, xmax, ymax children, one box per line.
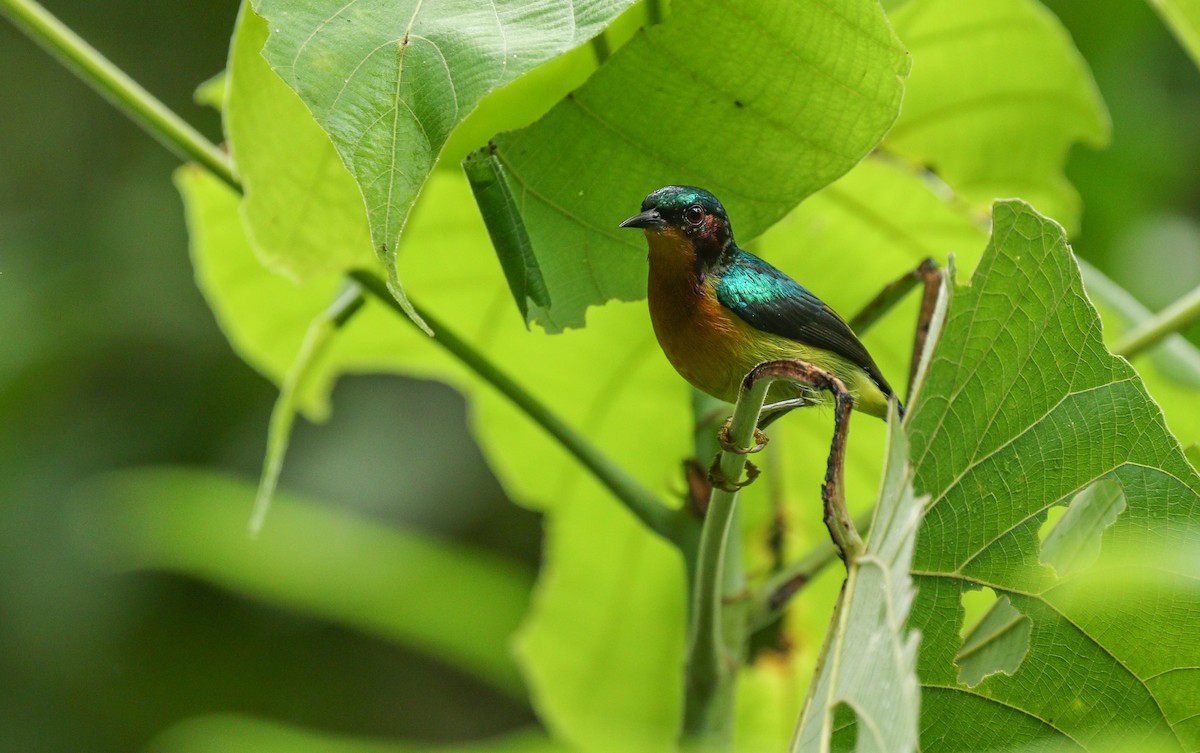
<box><xmin>682</xmin><ymin>376</ymin><xmax>771</xmax><ymax>746</ymax></box>
<box><xmin>250</xmin><ymin>283</ymin><xmax>366</xmax><ymax>535</ymax></box>
<box><xmin>1112</xmin><ymin>283</ymin><xmax>1200</xmax><ymax>359</ymax></box>
<box><xmin>0</xmin><ymin>0</ymin><xmax>238</xmax><ymax>192</ymax></box>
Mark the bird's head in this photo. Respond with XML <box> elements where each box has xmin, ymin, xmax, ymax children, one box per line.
<box><xmin>619</xmin><ymin>186</ymin><xmax>734</xmax><ymax>262</ymax></box>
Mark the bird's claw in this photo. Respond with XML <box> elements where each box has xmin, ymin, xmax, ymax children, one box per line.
<box><xmin>707</xmin><ymin>457</ymin><xmax>760</xmax><ymax>492</ymax></box>
<box><xmin>716</xmin><ymin>419</ymin><xmax>769</xmax><ymax>455</ymax></box>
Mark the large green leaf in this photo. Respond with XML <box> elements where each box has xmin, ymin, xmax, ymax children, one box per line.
<box><xmin>906</xmin><ymin>200</ymin><xmax>1200</xmax><ymax>751</ymax></box>
<box><xmin>224</xmin><ymin>0</ymin><xmax>618</xmax><ymax>284</ymax></box>
<box><xmin>791</xmin><ymin>410</ymin><xmax>924</xmax><ymax>753</ymax></box>
<box><xmin>1148</xmin><ymin>0</ymin><xmax>1200</xmax><ymax>68</ymax></box>
<box><xmin>885</xmin><ymin>0</ymin><xmax>1110</xmax><ymax>231</ymax></box>
<box><xmin>181</xmin><ymin>163</ymin><xmax>693</xmax><ymax>751</ymax></box>
<box><xmin>248</xmin><ymin>0</ymin><xmax>638</xmax><ymax>303</ymax></box>
<box><xmin>70</xmin><ymin>467</ymin><xmax>534</xmax><ymax>697</ymax></box>
<box><xmin>176</xmin><ymin>164</ymin><xmax>431</xmax><ymax>420</ymax></box>
<box><xmin>489</xmin><ymin>0</ymin><xmax>911</xmax><ymax>330</ymax></box>
<box><xmin>225</xmin><ymin>5</ymin><xmax>375</xmax><ymax>280</ymax></box>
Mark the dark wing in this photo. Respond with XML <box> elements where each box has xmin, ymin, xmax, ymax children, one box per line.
<box><xmin>715</xmin><ymin>249</ymin><xmax>896</xmax><ymax>398</ymax></box>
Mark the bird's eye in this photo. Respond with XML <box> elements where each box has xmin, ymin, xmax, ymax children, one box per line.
<box><xmin>684</xmin><ymin>204</ymin><xmax>705</xmax><ymax>226</ymax></box>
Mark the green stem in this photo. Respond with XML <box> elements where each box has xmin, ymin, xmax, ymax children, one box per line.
<box><xmin>350</xmin><ymin>270</ymin><xmax>683</xmax><ymax>545</ymax></box>
<box><xmin>0</xmin><ymin>0</ymin><xmax>238</xmax><ymax>192</ymax></box>
<box><xmin>250</xmin><ymin>283</ymin><xmax>366</xmax><ymax>535</ymax></box>
<box><xmin>1112</xmin><ymin>284</ymin><xmax>1200</xmax><ymax>359</ymax></box>
<box><xmin>682</xmin><ymin>377</ymin><xmax>770</xmax><ymax>746</ymax></box>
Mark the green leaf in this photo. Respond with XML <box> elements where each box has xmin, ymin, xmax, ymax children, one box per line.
<box><xmin>464</xmin><ymin>147</ymin><xmax>551</xmax><ymax>322</ymax></box>
<box><xmin>906</xmin><ymin>200</ymin><xmax>1200</xmax><ymax>751</ymax></box>
<box><xmin>1080</xmin><ymin>262</ymin><xmax>1200</xmax><ymax>450</ymax></box>
<box><xmin>176</xmin><ymin>163</ymin><xmax>442</xmax><ymax>419</ymax></box>
<box><xmin>226</xmin><ymin>6</ymin><xmax>377</xmax><ymax>280</ymax></box>
<box><xmin>489</xmin><ymin>0</ymin><xmax>910</xmax><ymax>329</ymax></box>
<box><xmin>70</xmin><ymin>467</ymin><xmax>534</xmax><ymax>697</ymax></box>
<box><xmin>248</xmin><ymin>0</ymin><xmax>638</xmax><ymax>311</ymax></box>
<box><xmin>181</xmin><ymin>162</ymin><xmax>692</xmax><ymax>750</ymax></box>
<box><xmin>193</xmin><ymin>70</ymin><xmax>226</xmax><ymax>110</ymax></box>
<box><xmin>1148</xmin><ymin>0</ymin><xmax>1200</xmax><ymax>68</ymax></box>
<box><xmin>1039</xmin><ymin>476</ymin><xmax>1127</xmax><ymax>578</ymax></box>
<box><xmin>792</xmin><ymin>409</ymin><xmax>924</xmax><ymax>753</ymax></box>
<box><xmin>886</xmin><ymin>0</ymin><xmax>1110</xmax><ymax>231</ymax></box>
<box><xmin>954</xmin><ymin>594</ymin><xmax>1032</xmax><ymax>687</ymax></box>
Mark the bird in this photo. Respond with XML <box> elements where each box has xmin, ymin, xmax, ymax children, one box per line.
<box><xmin>619</xmin><ymin>185</ymin><xmax>900</xmax><ymax>421</ymax></box>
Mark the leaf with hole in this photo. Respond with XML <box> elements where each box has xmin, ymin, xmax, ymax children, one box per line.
<box><xmin>954</xmin><ymin>593</ymin><xmax>1032</xmax><ymax>687</ymax></box>
<box><xmin>906</xmin><ymin>200</ymin><xmax>1200</xmax><ymax>751</ymax></box>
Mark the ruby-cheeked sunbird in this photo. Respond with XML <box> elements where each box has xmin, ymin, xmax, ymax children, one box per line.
<box><xmin>619</xmin><ymin>185</ymin><xmax>899</xmax><ymax>419</ymax></box>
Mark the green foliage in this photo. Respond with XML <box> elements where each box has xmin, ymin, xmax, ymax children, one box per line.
<box><xmin>180</xmin><ymin>161</ymin><xmax>693</xmax><ymax>751</ymax></box>
<box><xmin>886</xmin><ymin>0</ymin><xmax>1110</xmax><ymax>230</ymax></box>
<box><xmin>486</xmin><ymin>0</ymin><xmax>911</xmax><ymax>329</ymax></box>
<box><xmin>170</xmin><ymin>0</ymin><xmax>1200</xmax><ymax>744</ymax></box>
<box><xmin>15</xmin><ymin>0</ymin><xmax>1200</xmax><ymax>749</ymax></box>
<box><xmin>906</xmin><ymin>201</ymin><xmax>1200</xmax><ymax>751</ymax></box>
<box><xmin>247</xmin><ymin>0</ymin><xmax>638</xmax><ymax>319</ymax></box>
<box><xmin>177</xmin><ymin>163</ymin><xmax>420</xmax><ymax>420</ymax></box>
<box><xmin>226</xmin><ymin>5</ymin><xmax>377</xmax><ymax>280</ymax></box>
<box><xmin>74</xmin><ymin>468</ymin><xmax>535</xmax><ymax>696</ymax></box>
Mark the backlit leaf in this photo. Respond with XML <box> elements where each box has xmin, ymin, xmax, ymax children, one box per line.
<box><xmin>886</xmin><ymin>0</ymin><xmax>1110</xmax><ymax>230</ymax></box>
<box><xmin>249</xmin><ymin>0</ymin><xmax>638</xmax><ymax>311</ymax></box>
<box><xmin>489</xmin><ymin>0</ymin><xmax>910</xmax><ymax>329</ymax></box>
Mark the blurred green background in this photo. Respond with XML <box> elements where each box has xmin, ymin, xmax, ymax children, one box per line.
<box><xmin>0</xmin><ymin>1</ymin><xmax>1197</xmax><ymax>751</ymax></box>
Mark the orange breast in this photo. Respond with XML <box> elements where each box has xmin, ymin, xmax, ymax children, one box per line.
<box><xmin>643</xmin><ymin>230</ymin><xmax>893</xmax><ymax>416</ymax></box>
<box><xmin>645</xmin><ymin>230</ymin><xmax>755</xmax><ymax>403</ymax></box>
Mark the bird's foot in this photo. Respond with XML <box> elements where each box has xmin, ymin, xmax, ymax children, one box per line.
<box><xmin>716</xmin><ymin>417</ymin><xmax>769</xmax><ymax>455</ymax></box>
<box><xmin>707</xmin><ymin>456</ymin><xmax>760</xmax><ymax>492</ymax></box>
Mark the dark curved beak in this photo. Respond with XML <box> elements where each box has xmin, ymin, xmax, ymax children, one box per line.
<box><xmin>619</xmin><ymin>209</ymin><xmax>666</xmax><ymax>230</ymax></box>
